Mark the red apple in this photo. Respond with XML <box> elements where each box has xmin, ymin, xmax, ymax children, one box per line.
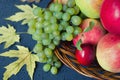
<box><xmin>100</xmin><ymin>0</ymin><xmax>120</xmax><ymax>35</ymax></box>
<box><xmin>73</xmin><ymin>18</ymin><xmax>106</xmax><ymax>46</ymax></box>
<box><xmin>75</xmin><ymin>44</ymin><xmax>95</xmax><ymax>66</ymax></box>
<box><xmin>96</xmin><ymin>33</ymin><xmax>120</xmax><ymax>73</ymax></box>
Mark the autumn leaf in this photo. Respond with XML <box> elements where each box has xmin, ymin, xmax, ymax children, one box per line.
<box><xmin>0</xmin><ymin>25</ymin><xmax>20</xmax><ymax>48</ymax></box>
<box><xmin>0</xmin><ymin>45</ymin><xmax>39</xmax><ymax>80</ymax></box>
<box><xmin>6</xmin><ymin>4</ymin><xmax>37</xmax><ymax>25</ymax></box>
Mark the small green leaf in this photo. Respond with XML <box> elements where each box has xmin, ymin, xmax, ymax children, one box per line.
<box><xmin>76</xmin><ymin>39</ymin><xmax>82</xmax><ymax>50</ymax></box>
<box><xmin>83</xmin><ymin>21</ymin><xmax>95</xmax><ymax>32</ymax></box>
<box><xmin>0</xmin><ymin>25</ymin><xmax>20</xmax><ymax>48</ymax></box>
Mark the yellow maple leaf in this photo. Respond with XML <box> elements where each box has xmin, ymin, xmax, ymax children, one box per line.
<box><xmin>0</xmin><ymin>45</ymin><xmax>39</xmax><ymax>80</ymax></box>
<box><xmin>6</xmin><ymin>4</ymin><xmax>37</xmax><ymax>25</ymax></box>
<box><xmin>0</xmin><ymin>25</ymin><xmax>20</xmax><ymax>48</ymax></box>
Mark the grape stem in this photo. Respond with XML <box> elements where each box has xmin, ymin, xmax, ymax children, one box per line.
<box><xmin>16</xmin><ymin>32</ymin><xmax>29</xmax><ymax>35</ymax></box>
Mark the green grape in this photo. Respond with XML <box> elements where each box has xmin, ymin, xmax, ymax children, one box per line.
<box><xmin>71</xmin><ymin>16</ymin><xmax>82</xmax><ymax>26</ymax></box>
<box><xmin>61</xmin><ymin>32</ymin><xmax>67</xmax><ymax>41</ymax></box>
<box><xmin>37</xmin><ymin>17</ymin><xmax>44</xmax><ymax>23</ymax></box>
<box><xmin>53</xmin><ymin>38</ymin><xmax>60</xmax><ymax>45</ymax></box>
<box><xmin>67</xmin><ymin>0</ymin><xmax>76</xmax><ymax>7</ymax></box>
<box><xmin>65</xmin><ymin>33</ymin><xmax>73</xmax><ymax>41</ymax></box>
<box><xmin>53</xmin><ymin>12</ymin><xmax>63</xmax><ymax>19</ymax></box>
<box><xmin>74</xmin><ymin>27</ymin><xmax>82</xmax><ymax>35</ymax></box>
<box><xmin>39</xmin><ymin>57</ymin><xmax>48</xmax><ymax>63</ymax></box>
<box><xmin>44</xmin><ymin>48</ymin><xmax>53</xmax><ymax>58</ymax></box>
<box><xmin>37</xmin><ymin>52</ymin><xmax>48</xmax><ymax>63</ymax></box>
<box><xmin>54</xmin><ymin>61</ymin><xmax>62</xmax><ymax>68</ymax></box>
<box><xmin>35</xmin><ymin>28</ymin><xmax>43</xmax><ymax>35</ymax></box>
<box><xmin>36</xmin><ymin>51</ymin><xmax>44</xmax><ymax>57</ymax></box>
<box><xmin>62</xmin><ymin>13</ymin><xmax>70</xmax><ymax>21</ymax></box>
<box><xmin>49</xmin><ymin>3</ymin><xmax>55</xmax><ymax>11</ymax></box>
<box><xmin>52</xmin><ymin>30</ymin><xmax>60</xmax><ymax>37</ymax></box>
<box><xmin>32</xmin><ymin>32</ymin><xmax>41</xmax><ymax>41</ymax></box>
<box><xmin>44</xmin><ymin>10</ymin><xmax>52</xmax><ymax>20</ymax></box>
<box><xmin>44</xmin><ymin>26</ymin><xmax>52</xmax><ymax>33</ymax></box>
<box><xmin>60</xmin><ymin>21</ymin><xmax>69</xmax><ymax>30</ymax></box>
<box><xmin>66</xmin><ymin>8</ymin><xmax>75</xmax><ymax>15</ymax></box>
<box><xmin>74</xmin><ymin>6</ymin><xmax>80</xmax><ymax>14</ymax></box>
<box><xmin>66</xmin><ymin>26</ymin><xmax>74</xmax><ymax>33</ymax></box>
<box><xmin>28</xmin><ymin>19</ymin><xmax>36</xmax><ymax>27</ymax></box>
<box><xmin>43</xmin><ymin>21</ymin><xmax>50</xmax><ymax>27</ymax></box>
<box><xmin>54</xmin><ymin>3</ymin><xmax>62</xmax><ymax>12</ymax></box>
<box><xmin>48</xmin><ymin>43</ymin><xmax>55</xmax><ymax>50</ymax></box>
<box><xmin>36</xmin><ymin>22</ymin><xmax>43</xmax><ymax>29</ymax></box>
<box><xmin>27</xmin><ymin>26</ymin><xmax>36</xmax><ymax>34</ymax></box>
<box><xmin>58</xmin><ymin>24</ymin><xmax>64</xmax><ymax>31</ymax></box>
<box><xmin>47</xmin><ymin>58</ymin><xmax>53</xmax><ymax>63</ymax></box>
<box><xmin>51</xmin><ymin>23</ymin><xmax>59</xmax><ymax>31</ymax></box>
<box><xmin>33</xmin><ymin>7</ymin><xmax>43</xmax><ymax>16</ymax></box>
<box><xmin>33</xmin><ymin>43</ymin><xmax>43</xmax><ymax>53</ymax></box>
<box><xmin>63</xmin><ymin>4</ymin><xmax>68</xmax><ymax>12</ymax></box>
<box><xmin>53</xmin><ymin>55</ymin><xmax>58</xmax><ymax>61</ymax></box>
<box><xmin>41</xmin><ymin>33</ymin><xmax>49</xmax><ymax>39</ymax></box>
<box><xmin>50</xmin><ymin>66</ymin><xmax>58</xmax><ymax>75</ymax></box>
<box><xmin>54</xmin><ymin>36</ymin><xmax>61</xmax><ymax>41</ymax></box>
<box><xmin>49</xmin><ymin>34</ymin><xmax>54</xmax><ymax>39</ymax></box>
<box><xmin>50</xmin><ymin>16</ymin><xmax>57</xmax><ymax>23</ymax></box>
<box><xmin>43</xmin><ymin>63</ymin><xmax>51</xmax><ymax>72</ymax></box>
<box><xmin>42</xmin><ymin>39</ymin><xmax>51</xmax><ymax>46</ymax></box>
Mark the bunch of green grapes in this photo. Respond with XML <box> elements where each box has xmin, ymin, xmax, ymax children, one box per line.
<box><xmin>27</xmin><ymin>0</ymin><xmax>83</xmax><ymax>75</ymax></box>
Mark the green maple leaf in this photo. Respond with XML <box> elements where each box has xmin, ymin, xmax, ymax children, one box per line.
<box><xmin>0</xmin><ymin>45</ymin><xmax>39</xmax><ymax>80</ymax></box>
<box><xmin>0</xmin><ymin>25</ymin><xmax>20</xmax><ymax>48</ymax></box>
<box><xmin>6</xmin><ymin>4</ymin><xmax>37</xmax><ymax>25</ymax></box>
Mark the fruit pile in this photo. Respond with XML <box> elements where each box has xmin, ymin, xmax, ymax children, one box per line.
<box><xmin>6</xmin><ymin>0</ymin><xmax>120</xmax><ymax>76</ymax></box>
<box><xmin>0</xmin><ymin>1</ymin><xmax>120</xmax><ymax>80</ymax></box>
<box><xmin>73</xmin><ymin>0</ymin><xmax>120</xmax><ymax>73</ymax></box>
<box><xmin>30</xmin><ymin>0</ymin><xmax>120</xmax><ymax>74</ymax></box>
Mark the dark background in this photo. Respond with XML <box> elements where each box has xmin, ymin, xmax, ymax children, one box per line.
<box><xmin>0</xmin><ymin>0</ymin><xmax>96</xmax><ymax>80</ymax></box>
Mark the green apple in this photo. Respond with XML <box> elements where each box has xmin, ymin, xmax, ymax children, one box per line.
<box><xmin>75</xmin><ymin>0</ymin><xmax>103</xmax><ymax>18</ymax></box>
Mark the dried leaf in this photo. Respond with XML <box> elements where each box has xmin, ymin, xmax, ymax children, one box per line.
<box><xmin>6</xmin><ymin>5</ymin><xmax>37</xmax><ymax>25</ymax></box>
<box><xmin>0</xmin><ymin>45</ymin><xmax>39</xmax><ymax>80</ymax></box>
<box><xmin>0</xmin><ymin>25</ymin><xmax>20</xmax><ymax>48</ymax></box>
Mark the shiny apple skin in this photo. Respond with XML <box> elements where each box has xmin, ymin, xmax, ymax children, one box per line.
<box><xmin>97</xmin><ymin>33</ymin><xmax>120</xmax><ymax>72</ymax></box>
<box><xmin>100</xmin><ymin>0</ymin><xmax>120</xmax><ymax>35</ymax></box>
<box><xmin>75</xmin><ymin>44</ymin><xmax>95</xmax><ymax>66</ymax></box>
